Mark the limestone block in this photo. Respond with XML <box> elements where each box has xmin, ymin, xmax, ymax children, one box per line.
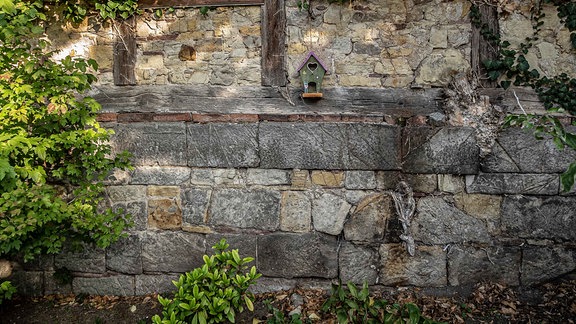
<box><xmin>187</xmin><ymin>123</ymin><xmax>259</xmax><ymax>168</ymax></box>
<box><xmin>73</xmin><ymin>276</ymin><xmax>134</xmax><ymax>296</ymax></box>
<box><xmin>466</xmin><ymin>173</ymin><xmax>559</xmax><ymax>195</ymax></box>
<box><xmin>413</xmin><ymin>196</ymin><xmax>491</xmax><ymax>244</ymax></box>
<box><xmin>339</xmin><ymin>242</ymin><xmax>379</xmax><ymax>285</ymax></box>
<box><xmin>280</xmin><ymin>191</ymin><xmax>312</xmax><ymax>233</ymax></box>
<box><xmin>110</xmin><ymin>122</ymin><xmax>187</xmax><ymax>166</ymax></box>
<box><xmin>148</xmin><ymin>198</ymin><xmax>182</xmax><ymax>230</ymax></box>
<box><xmin>260</xmin><ymin>123</ymin><xmax>401</xmax><ymax>170</ymax></box>
<box><xmin>345</xmin><ymin>171</ymin><xmax>377</xmax><ymax>190</ymax></box>
<box><xmin>339</xmin><ymin>75</ymin><xmax>382</xmax><ymax>87</ymax></box>
<box><xmin>142</xmin><ymin>231</ymin><xmax>205</xmax><ymax>273</ymax></box>
<box><xmin>148</xmin><ymin>186</ymin><xmax>180</xmax><ymax>197</ymax></box>
<box><xmin>414</xmin><ymin>49</ymin><xmax>470</xmax><ymax>85</ymax></box>
<box><xmin>404</xmin><ymin>174</ymin><xmax>437</xmax><ymax>193</ymax></box>
<box><xmin>106</xmin><ymin>185</ymin><xmax>146</xmax><ymax>202</ymax></box>
<box><xmin>521</xmin><ymin>246</ymin><xmax>576</xmax><ymax>285</ymax></box>
<box><xmin>131</xmin><ymin>166</ymin><xmax>191</xmax><ymax>185</ymax></box>
<box><xmin>247</xmin><ymin>169</ymin><xmax>291</xmax><ymax>186</ymax></box>
<box><xmin>209</xmin><ymin>189</ymin><xmax>280</xmax><ymax>230</ymax></box>
<box><xmin>454</xmin><ymin>193</ymin><xmax>501</xmax><ymax>234</ymax></box>
<box><xmin>182</xmin><ymin>188</ymin><xmax>211</xmax><ymax>225</ymax></box>
<box><xmin>447</xmin><ymin>245</ymin><xmax>521</xmax><ymax>286</ymax></box>
<box><xmin>344</xmin><ymin>194</ymin><xmax>393</xmax><ymax>242</ymax></box>
<box><xmin>55</xmin><ymin>245</ymin><xmax>106</xmax><ymax>273</ymax></box>
<box><xmin>106</xmin><ymin>233</ymin><xmax>143</xmax><ymax>275</ymax></box>
<box><xmin>291</xmin><ymin>170</ymin><xmax>311</xmax><ymax>189</ymax></box>
<box><xmin>312</xmin><ymin>192</ymin><xmax>351</xmax><ymax>235</ymax></box>
<box><xmin>135</xmin><ymin>274</ymin><xmax>180</xmax><ymax>295</ymax></box>
<box><xmin>482</xmin><ymin>128</ymin><xmax>576</xmax><ymax>173</ymax></box>
<box><xmin>429</xmin><ymin>27</ymin><xmax>448</xmax><ymax>48</ymax></box>
<box><xmin>89</xmin><ymin>45</ymin><xmax>113</xmax><ymax>70</ymax></box>
<box><xmin>438</xmin><ymin>174</ymin><xmax>465</xmax><ymax>193</ymax></box>
<box><xmin>379</xmin><ymin>244</ymin><xmax>447</xmax><ymax>287</ymax></box>
<box><xmin>311</xmin><ymin>171</ymin><xmax>344</xmax><ymax>188</ymax></box>
<box><xmin>501</xmin><ymin>195</ymin><xmax>576</xmax><ymax>240</ymax></box>
<box><xmin>402</xmin><ymin>127</ymin><xmax>479</xmax><ymax>174</ymax></box>
<box><xmin>258</xmin><ymin>233</ymin><xmax>338</xmax><ymax>279</ymax></box>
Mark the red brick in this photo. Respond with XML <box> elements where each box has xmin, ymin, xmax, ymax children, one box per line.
<box><xmin>153</xmin><ymin>113</ymin><xmax>192</xmax><ymax>122</ymax></box>
<box><xmin>117</xmin><ymin>113</ymin><xmax>154</xmax><ymax>122</ymax></box>
<box><xmin>192</xmin><ymin>113</ymin><xmax>258</xmax><ymax>123</ymax></box>
<box><xmin>97</xmin><ymin>113</ymin><xmax>118</xmax><ymax>122</ymax></box>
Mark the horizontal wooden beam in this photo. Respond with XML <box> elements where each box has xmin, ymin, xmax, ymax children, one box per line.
<box><xmin>139</xmin><ymin>0</ymin><xmax>264</xmax><ymax>8</ymax></box>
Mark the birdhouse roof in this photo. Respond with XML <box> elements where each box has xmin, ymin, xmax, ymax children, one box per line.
<box><xmin>296</xmin><ymin>52</ymin><xmax>329</xmax><ymax>73</ymax></box>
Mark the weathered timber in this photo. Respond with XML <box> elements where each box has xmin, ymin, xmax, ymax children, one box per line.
<box><xmin>471</xmin><ymin>4</ymin><xmax>499</xmax><ymax>88</ymax></box>
<box><xmin>478</xmin><ymin>87</ymin><xmax>572</xmax><ymax>117</ymax></box>
<box><xmin>113</xmin><ymin>18</ymin><xmax>136</xmax><ymax>86</ymax></box>
<box><xmin>139</xmin><ymin>0</ymin><xmax>264</xmax><ymax>8</ymax></box>
<box><xmin>261</xmin><ymin>0</ymin><xmax>286</xmax><ymax>86</ymax></box>
<box><xmin>91</xmin><ymin>85</ymin><xmax>444</xmax><ymax>116</ymax></box>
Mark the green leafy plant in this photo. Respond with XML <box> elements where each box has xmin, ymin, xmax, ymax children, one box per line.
<box><xmin>0</xmin><ymin>280</ymin><xmax>17</xmax><ymax>305</ymax></box>
<box><xmin>321</xmin><ymin>281</ymin><xmax>442</xmax><ymax>324</ymax></box>
<box><xmin>57</xmin><ymin>0</ymin><xmax>141</xmax><ymax>23</ymax></box>
<box><xmin>152</xmin><ymin>239</ymin><xmax>262</xmax><ymax>324</ymax></box>
<box><xmin>0</xmin><ymin>0</ymin><xmax>132</xmax><ymax>263</ymax></box>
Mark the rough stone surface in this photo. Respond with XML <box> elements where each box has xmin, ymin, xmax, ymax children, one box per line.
<box><xmin>73</xmin><ymin>275</ymin><xmax>134</xmax><ymax>296</ymax></box>
<box><xmin>247</xmin><ymin>169</ymin><xmax>291</xmax><ymax>186</ymax></box>
<box><xmin>260</xmin><ymin>123</ymin><xmax>400</xmax><ymax>170</ymax></box>
<box><xmin>142</xmin><ymin>231</ymin><xmax>205</xmax><ymax>273</ymax></box>
<box><xmin>55</xmin><ymin>245</ymin><xmax>106</xmax><ymax>274</ymax></box>
<box><xmin>344</xmin><ymin>171</ymin><xmax>377</xmax><ymax>190</ymax></box>
<box><xmin>113</xmin><ymin>201</ymin><xmax>147</xmax><ymax>231</ymax></box>
<box><xmin>311</xmin><ymin>171</ymin><xmax>344</xmax><ymax>188</ymax></box>
<box><xmin>181</xmin><ymin>188</ymin><xmax>211</xmax><ymax>225</ymax></box>
<box><xmin>106</xmin><ymin>185</ymin><xmax>146</xmax><ymax>202</ymax></box>
<box><xmin>109</xmin><ymin>122</ymin><xmax>187</xmax><ymax>166</ymax></box>
<box><xmin>135</xmin><ymin>274</ymin><xmax>180</xmax><ymax>295</ymax></box>
<box><xmin>106</xmin><ymin>233</ymin><xmax>143</xmax><ymax>275</ymax></box>
<box><xmin>453</xmin><ymin>193</ymin><xmax>502</xmax><ymax>234</ymax></box>
<box><xmin>438</xmin><ymin>174</ymin><xmax>465</xmax><ymax>193</ymax></box>
<box><xmin>402</xmin><ymin>127</ymin><xmax>479</xmax><ymax>174</ymax></box>
<box><xmin>209</xmin><ymin>189</ymin><xmax>280</xmax><ymax>230</ymax></box>
<box><xmin>250</xmin><ymin>277</ymin><xmax>297</xmax><ymax>295</ymax></box>
<box><xmin>404</xmin><ymin>174</ymin><xmax>437</xmax><ymax>193</ymax></box>
<box><xmin>312</xmin><ymin>192</ymin><xmax>351</xmax><ymax>235</ymax></box>
<box><xmin>344</xmin><ymin>194</ymin><xmax>393</xmax><ymax>242</ymax></box>
<box><xmin>131</xmin><ymin>166</ymin><xmax>191</xmax><ymax>185</ymax></box>
<box><xmin>187</xmin><ymin>123</ymin><xmax>259</xmax><ymax>167</ymax></box>
<box><xmin>205</xmin><ymin>234</ymin><xmax>258</xmax><ymax>261</ymax></box>
<box><xmin>148</xmin><ymin>198</ymin><xmax>182</xmax><ymax>230</ymax></box>
<box><xmin>44</xmin><ymin>271</ymin><xmax>73</xmax><ymax>295</ymax></box>
<box><xmin>466</xmin><ymin>173</ymin><xmax>559</xmax><ymax>195</ymax></box>
<box><xmin>280</xmin><ymin>191</ymin><xmax>312</xmax><ymax>233</ymax></box>
<box><xmin>413</xmin><ymin>197</ymin><xmax>491</xmax><ymax>244</ymax></box>
<box><xmin>521</xmin><ymin>246</ymin><xmax>576</xmax><ymax>285</ymax></box>
<box><xmin>9</xmin><ymin>271</ymin><xmax>43</xmax><ymax>296</ymax></box>
<box><xmin>339</xmin><ymin>242</ymin><xmax>379</xmax><ymax>285</ymax></box>
<box><xmin>501</xmin><ymin>195</ymin><xmax>576</xmax><ymax>240</ymax></box>
<box><xmin>448</xmin><ymin>245</ymin><xmax>521</xmax><ymax>286</ymax></box>
<box><xmin>258</xmin><ymin>233</ymin><xmax>338</xmax><ymax>279</ymax></box>
<box><xmin>291</xmin><ymin>170</ymin><xmax>311</xmax><ymax>189</ymax></box>
<box><xmin>379</xmin><ymin>244</ymin><xmax>447</xmax><ymax>287</ymax></box>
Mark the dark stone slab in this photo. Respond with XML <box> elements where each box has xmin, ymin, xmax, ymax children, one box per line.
<box><xmin>73</xmin><ymin>275</ymin><xmax>134</xmax><ymax>296</ymax></box>
<box><xmin>466</xmin><ymin>173</ymin><xmax>558</xmax><ymax>195</ymax></box>
<box><xmin>187</xmin><ymin>123</ymin><xmax>259</xmax><ymax>167</ymax></box>
<box><xmin>113</xmin><ymin>201</ymin><xmax>148</xmax><ymax>231</ymax></box>
<box><xmin>501</xmin><ymin>195</ymin><xmax>576</xmax><ymax>240</ymax></box>
<box><xmin>402</xmin><ymin>127</ymin><xmax>479</xmax><ymax>174</ymax></box>
<box><xmin>9</xmin><ymin>271</ymin><xmax>44</xmax><ymax>296</ymax></box>
<box><xmin>142</xmin><ymin>231</ymin><xmax>205</xmax><ymax>273</ymax></box>
<box><xmin>339</xmin><ymin>242</ymin><xmax>379</xmax><ymax>285</ymax></box>
<box><xmin>209</xmin><ymin>189</ymin><xmax>280</xmax><ymax>231</ymax></box>
<box><xmin>108</xmin><ymin>122</ymin><xmax>187</xmax><ymax>166</ymax></box>
<box><xmin>259</xmin><ymin>123</ymin><xmax>400</xmax><ymax>170</ymax></box>
<box><xmin>522</xmin><ymin>245</ymin><xmax>576</xmax><ymax>285</ymax></box>
<box><xmin>205</xmin><ymin>234</ymin><xmax>258</xmax><ymax>263</ymax></box>
<box><xmin>379</xmin><ymin>244</ymin><xmax>447</xmax><ymax>287</ymax></box>
<box><xmin>258</xmin><ymin>233</ymin><xmax>338</xmax><ymax>278</ymax></box>
<box><xmin>135</xmin><ymin>274</ymin><xmax>180</xmax><ymax>295</ymax></box>
<box><xmin>106</xmin><ymin>233</ymin><xmax>143</xmax><ymax>275</ymax></box>
<box><xmin>131</xmin><ymin>166</ymin><xmax>191</xmax><ymax>185</ymax></box>
<box><xmin>182</xmin><ymin>188</ymin><xmax>212</xmax><ymax>225</ymax></box>
<box><xmin>447</xmin><ymin>245</ymin><xmax>521</xmax><ymax>286</ymax></box>
<box><xmin>482</xmin><ymin>128</ymin><xmax>576</xmax><ymax>173</ymax></box>
<box><xmin>344</xmin><ymin>194</ymin><xmax>394</xmax><ymax>242</ymax></box>
<box><xmin>54</xmin><ymin>245</ymin><xmax>106</xmax><ymax>274</ymax></box>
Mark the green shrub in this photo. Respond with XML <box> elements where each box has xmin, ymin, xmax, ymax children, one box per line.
<box><xmin>0</xmin><ymin>281</ymin><xmax>16</xmax><ymax>305</ymax></box>
<box><xmin>152</xmin><ymin>239</ymin><xmax>262</xmax><ymax>324</ymax></box>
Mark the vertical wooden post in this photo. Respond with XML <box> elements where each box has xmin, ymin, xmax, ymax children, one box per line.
<box><xmin>471</xmin><ymin>4</ymin><xmax>499</xmax><ymax>88</ymax></box>
<box><xmin>261</xmin><ymin>0</ymin><xmax>286</xmax><ymax>86</ymax></box>
<box><xmin>113</xmin><ymin>17</ymin><xmax>137</xmax><ymax>86</ymax></box>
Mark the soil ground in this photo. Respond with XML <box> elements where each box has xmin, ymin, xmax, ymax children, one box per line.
<box><xmin>1</xmin><ymin>277</ymin><xmax>575</xmax><ymax>323</ymax></box>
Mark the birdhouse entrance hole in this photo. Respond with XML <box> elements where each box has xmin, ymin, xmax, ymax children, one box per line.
<box><xmin>307</xmin><ymin>62</ymin><xmax>318</xmax><ymax>71</ymax></box>
<box><xmin>307</xmin><ymin>82</ymin><xmax>317</xmax><ymax>93</ymax></box>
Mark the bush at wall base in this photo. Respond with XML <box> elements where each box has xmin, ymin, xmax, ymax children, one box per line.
<box><xmin>152</xmin><ymin>239</ymin><xmax>262</xmax><ymax>324</ymax></box>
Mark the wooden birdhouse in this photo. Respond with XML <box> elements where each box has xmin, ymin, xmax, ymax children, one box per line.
<box><xmin>297</xmin><ymin>52</ymin><xmax>328</xmax><ymax>98</ymax></box>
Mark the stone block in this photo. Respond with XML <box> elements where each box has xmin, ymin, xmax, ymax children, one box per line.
<box><xmin>379</xmin><ymin>244</ymin><xmax>447</xmax><ymax>287</ymax></box>
<box><xmin>280</xmin><ymin>191</ymin><xmax>312</xmax><ymax>233</ymax></box>
<box><xmin>311</xmin><ymin>171</ymin><xmax>344</xmax><ymax>187</ymax></box>
<box><xmin>260</xmin><ymin>123</ymin><xmax>400</xmax><ymax>170</ymax></box>
<box><xmin>447</xmin><ymin>245</ymin><xmax>521</xmax><ymax>286</ymax></box>
<box><xmin>182</xmin><ymin>188</ymin><xmax>211</xmax><ymax>225</ymax></box>
<box><xmin>135</xmin><ymin>274</ymin><xmax>180</xmax><ymax>295</ymax></box>
<box><xmin>413</xmin><ymin>197</ymin><xmax>491</xmax><ymax>244</ymax></box>
<box><xmin>209</xmin><ymin>189</ymin><xmax>280</xmax><ymax>231</ymax></box>
<box><xmin>106</xmin><ymin>185</ymin><xmax>146</xmax><ymax>202</ymax></box>
<box><xmin>131</xmin><ymin>166</ymin><xmax>191</xmax><ymax>185</ymax></box>
<box><xmin>205</xmin><ymin>234</ymin><xmax>258</xmax><ymax>261</ymax></box>
<box><xmin>106</xmin><ymin>233</ymin><xmax>143</xmax><ymax>275</ymax></box>
<box><xmin>44</xmin><ymin>271</ymin><xmax>73</xmax><ymax>295</ymax></box>
<box><xmin>482</xmin><ymin>128</ymin><xmax>576</xmax><ymax>173</ymax></box>
<box><xmin>339</xmin><ymin>242</ymin><xmax>379</xmax><ymax>285</ymax></box>
<box><xmin>55</xmin><ymin>245</ymin><xmax>106</xmax><ymax>273</ymax></box>
<box><xmin>345</xmin><ymin>171</ymin><xmax>377</xmax><ymax>190</ymax></box>
<box><xmin>148</xmin><ymin>198</ymin><xmax>182</xmax><ymax>230</ymax></box>
<box><xmin>9</xmin><ymin>271</ymin><xmax>44</xmax><ymax>296</ymax></box>
<box><xmin>466</xmin><ymin>173</ymin><xmax>558</xmax><ymax>195</ymax></box>
<box><xmin>187</xmin><ymin>123</ymin><xmax>259</xmax><ymax>167</ymax></box>
<box><xmin>110</xmin><ymin>122</ymin><xmax>187</xmax><ymax>166</ymax></box>
<box><xmin>501</xmin><ymin>195</ymin><xmax>576</xmax><ymax>240</ymax></box>
<box><xmin>73</xmin><ymin>275</ymin><xmax>134</xmax><ymax>296</ymax></box>
<box><xmin>291</xmin><ymin>170</ymin><xmax>310</xmax><ymax>189</ymax></box>
<box><xmin>142</xmin><ymin>232</ymin><xmax>205</xmax><ymax>273</ymax></box>
<box><xmin>312</xmin><ymin>192</ymin><xmax>351</xmax><ymax>235</ymax></box>
<box><xmin>344</xmin><ymin>194</ymin><xmax>393</xmax><ymax>242</ymax></box>
<box><xmin>148</xmin><ymin>186</ymin><xmax>180</xmax><ymax>197</ymax></box>
<box><xmin>213</xmin><ymin>169</ymin><xmax>246</xmax><ymax>186</ymax></box>
<box><xmin>246</xmin><ymin>169</ymin><xmax>291</xmax><ymax>186</ymax></box>
<box><xmin>190</xmin><ymin>168</ymin><xmax>216</xmax><ymax>185</ymax></box>
<box><xmin>375</xmin><ymin>171</ymin><xmax>402</xmax><ymax>190</ymax></box>
<box><xmin>113</xmin><ymin>201</ymin><xmax>147</xmax><ymax>231</ymax></box>
<box><xmin>258</xmin><ymin>233</ymin><xmax>338</xmax><ymax>279</ymax></box>
<box><xmin>404</xmin><ymin>174</ymin><xmax>437</xmax><ymax>193</ymax></box>
<box><xmin>521</xmin><ymin>246</ymin><xmax>576</xmax><ymax>285</ymax></box>
<box><xmin>249</xmin><ymin>277</ymin><xmax>297</xmax><ymax>295</ymax></box>
<box><xmin>438</xmin><ymin>174</ymin><xmax>465</xmax><ymax>193</ymax></box>
<box><xmin>402</xmin><ymin>127</ymin><xmax>479</xmax><ymax>174</ymax></box>
<box><xmin>453</xmin><ymin>193</ymin><xmax>502</xmax><ymax>234</ymax></box>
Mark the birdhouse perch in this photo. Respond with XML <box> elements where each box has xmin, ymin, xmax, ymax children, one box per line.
<box><xmin>297</xmin><ymin>52</ymin><xmax>328</xmax><ymax>98</ymax></box>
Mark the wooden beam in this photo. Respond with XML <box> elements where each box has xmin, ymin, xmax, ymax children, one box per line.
<box><xmin>261</xmin><ymin>0</ymin><xmax>286</xmax><ymax>86</ymax></box>
<box><xmin>139</xmin><ymin>0</ymin><xmax>263</xmax><ymax>8</ymax></box>
<box><xmin>113</xmin><ymin>17</ymin><xmax>136</xmax><ymax>86</ymax></box>
<box><xmin>471</xmin><ymin>4</ymin><xmax>499</xmax><ymax>88</ymax></box>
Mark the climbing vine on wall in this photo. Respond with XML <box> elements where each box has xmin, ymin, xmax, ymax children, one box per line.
<box><xmin>470</xmin><ymin>0</ymin><xmax>576</xmax><ymax>191</ymax></box>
